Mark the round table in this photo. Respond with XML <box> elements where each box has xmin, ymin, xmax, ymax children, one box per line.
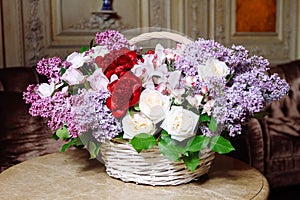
<box><xmin>0</xmin><ymin>149</ymin><xmax>269</xmax><ymax>200</ymax></box>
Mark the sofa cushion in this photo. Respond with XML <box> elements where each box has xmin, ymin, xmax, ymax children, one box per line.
<box><xmin>0</xmin><ymin>91</ymin><xmax>63</xmax><ymax>172</ymax></box>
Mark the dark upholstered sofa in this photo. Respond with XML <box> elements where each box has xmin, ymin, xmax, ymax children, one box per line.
<box><xmin>230</xmin><ymin>60</ymin><xmax>300</xmax><ymax>188</ymax></box>
<box><xmin>0</xmin><ymin>67</ymin><xmax>62</xmax><ymax>172</ymax></box>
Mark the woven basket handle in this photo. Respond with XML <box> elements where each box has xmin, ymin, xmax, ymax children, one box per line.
<box><xmin>129</xmin><ymin>32</ymin><xmax>193</xmax><ymax>45</ymax></box>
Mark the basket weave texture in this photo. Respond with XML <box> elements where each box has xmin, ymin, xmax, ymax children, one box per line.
<box><xmin>100</xmin><ymin>139</ymin><xmax>215</xmax><ymax>186</ymax></box>
<box><xmin>100</xmin><ymin>32</ymin><xmax>215</xmax><ymax>186</ymax></box>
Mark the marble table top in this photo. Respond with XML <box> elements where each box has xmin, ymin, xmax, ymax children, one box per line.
<box><xmin>0</xmin><ymin>149</ymin><xmax>269</xmax><ymax>200</ymax></box>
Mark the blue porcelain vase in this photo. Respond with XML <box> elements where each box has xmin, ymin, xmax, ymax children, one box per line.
<box><xmin>101</xmin><ymin>0</ymin><xmax>113</xmax><ymax>11</ymax></box>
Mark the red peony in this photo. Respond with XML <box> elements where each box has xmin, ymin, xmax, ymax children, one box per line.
<box><xmin>106</xmin><ymin>71</ymin><xmax>142</xmax><ymax>118</ymax></box>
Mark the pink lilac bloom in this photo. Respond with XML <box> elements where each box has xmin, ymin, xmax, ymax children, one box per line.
<box><xmin>36</xmin><ymin>57</ymin><xmax>62</xmax><ymax>83</ymax></box>
<box><xmin>23</xmin><ymin>84</ymin><xmax>41</xmax><ymax>104</ymax></box>
<box><xmin>95</xmin><ymin>30</ymin><xmax>130</xmax><ymax>50</ymax></box>
<box><xmin>71</xmin><ymin>89</ymin><xmax>122</xmax><ymax>143</ymax></box>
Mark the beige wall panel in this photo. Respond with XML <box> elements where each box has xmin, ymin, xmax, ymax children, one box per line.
<box><xmin>2</xmin><ymin>0</ymin><xmax>24</xmax><ymax>67</ymax></box>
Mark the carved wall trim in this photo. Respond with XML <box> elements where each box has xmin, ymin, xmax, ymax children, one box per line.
<box><xmin>25</xmin><ymin>0</ymin><xmax>44</xmax><ymax>66</ymax></box>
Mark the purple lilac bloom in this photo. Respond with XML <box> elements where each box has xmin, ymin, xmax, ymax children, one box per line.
<box><xmin>36</xmin><ymin>57</ymin><xmax>63</xmax><ymax>83</ymax></box>
<box><xmin>95</xmin><ymin>30</ymin><xmax>130</xmax><ymax>50</ymax></box>
<box><xmin>71</xmin><ymin>89</ymin><xmax>122</xmax><ymax>143</ymax></box>
<box><xmin>175</xmin><ymin>38</ymin><xmax>233</xmax><ymax>76</ymax></box>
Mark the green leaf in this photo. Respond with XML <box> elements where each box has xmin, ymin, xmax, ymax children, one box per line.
<box><xmin>80</xmin><ymin>46</ymin><xmax>88</xmax><ymax>53</ymax></box>
<box><xmin>61</xmin><ymin>68</ymin><xmax>67</xmax><ymax>75</ymax></box>
<box><xmin>209</xmin><ymin>136</ymin><xmax>235</xmax><ymax>154</ymax></box>
<box><xmin>158</xmin><ymin>140</ymin><xmax>181</xmax><ymax>162</ymax></box>
<box><xmin>133</xmin><ymin>104</ymin><xmax>140</xmax><ymax>112</ymax></box>
<box><xmin>129</xmin><ymin>133</ymin><xmax>156</xmax><ymax>153</ymax></box>
<box><xmin>186</xmin><ymin>135</ymin><xmax>210</xmax><ymax>152</ymax></box>
<box><xmin>56</xmin><ymin>126</ymin><xmax>71</xmax><ymax>140</ymax></box>
<box><xmin>208</xmin><ymin>117</ymin><xmax>217</xmax><ymax>132</ymax></box>
<box><xmin>61</xmin><ymin>138</ymin><xmax>77</xmax><ymax>152</ymax></box>
<box><xmin>88</xmin><ymin>141</ymin><xmax>101</xmax><ymax>159</ymax></box>
<box><xmin>160</xmin><ymin>129</ymin><xmax>173</xmax><ymax>143</ymax></box>
<box><xmin>199</xmin><ymin>114</ymin><xmax>211</xmax><ymax>122</ymax></box>
<box><xmin>183</xmin><ymin>151</ymin><xmax>200</xmax><ymax>171</ymax></box>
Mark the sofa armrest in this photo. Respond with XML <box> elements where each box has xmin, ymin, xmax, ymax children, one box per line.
<box><xmin>245</xmin><ymin>118</ymin><xmax>265</xmax><ymax>174</ymax></box>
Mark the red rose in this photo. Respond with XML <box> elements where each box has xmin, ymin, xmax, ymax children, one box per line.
<box><xmin>95</xmin><ymin>48</ymin><xmax>137</xmax><ymax>79</ymax></box>
<box><xmin>106</xmin><ymin>71</ymin><xmax>142</xmax><ymax>118</ymax></box>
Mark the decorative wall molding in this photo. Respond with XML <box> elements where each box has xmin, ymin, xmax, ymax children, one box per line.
<box><xmin>25</xmin><ymin>0</ymin><xmax>44</xmax><ymax>65</ymax></box>
<box><xmin>69</xmin><ymin>11</ymin><xmax>131</xmax><ymax>31</ymax></box>
<box><xmin>1</xmin><ymin>0</ymin><xmax>299</xmax><ymax>68</ymax></box>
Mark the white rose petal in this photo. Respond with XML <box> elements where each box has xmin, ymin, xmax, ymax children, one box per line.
<box><xmin>122</xmin><ymin>113</ymin><xmax>156</xmax><ymax>139</ymax></box>
<box><xmin>66</xmin><ymin>52</ymin><xmax>84</xmax><ymax>69</ymax></box>
<box><xmin>86</xmin><ymin>68</ymin><xmax>109</xmax><ymax>91</ymax></box>
<box><xmin>139</xmin><ymin>89</ymin><xmax>171</xmax><ymax>124</ymax></box>
<box><xmin>161</xmin><ymin>106</ymin><xmax>199</xmax><ymax>141</ymax></box>
<box><xmin>198</xmin><ymin>58</ymin><xmax>230</xmax><ymax>81</ymax></box>
<box><xmin>38</xmin><ymin>82</ymin><xmax>55</xmax><ymax>98</ymax></box>
<box><xmin>61</xmin><ymin>68</ymin><xmax>85</xmax><ymax>85</ymax></box>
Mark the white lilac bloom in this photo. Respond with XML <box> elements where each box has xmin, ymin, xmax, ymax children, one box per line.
<box><xmin>139</xmin><ymin>89</ymin><xmax>171</xmax><ymax>124</ymax></box>
<box><xmin>122</xmin><ymin>113</ymin><xmax>156</xmax><ymax>139</ymax></box>
<box><xmin>161</xmin><ymin>106</ymin><xmax>199</xmax><ymax>142</ymax></box>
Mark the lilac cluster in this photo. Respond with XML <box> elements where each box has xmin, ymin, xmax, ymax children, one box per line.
<box><xmin>95</xmin><ymin>30</ymin><xmax>130</xmax><ymax>50</ymax></box>
<box><xmin>175</xmin><ymin>38</ymin><xmax>233</xmax><ymax>76</ymax></box>
<box><xmin>71</xmin><ymin>89</ymin><xmax>122</xmax><ymax>143</ymax></box>
<box><xmin>36</xmin><ymin>57</ymin><xmax>62</xmax><ymax>83</ymax></box>
<box><xmin>175</xmin><ymin>38</ymin><xmax>289</xmax><ymax>137</ymax></box>
<box><xmin>223</xmin><ymin>68</ymin><xmax>289</xmax><ymax>136</ymax></box>
<box><xmin>23</xmin><ymin>86</ymin><xmax>79</xmax><ymax>137</ymax></box>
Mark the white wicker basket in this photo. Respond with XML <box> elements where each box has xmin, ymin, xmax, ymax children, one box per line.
<box><xmin>101</xmin><ymin>139</ymin><xmax>215</xmax><ymax>186</ymax></box>
<box><xmin>100</xmin><ymin>32</ymin><xmax>215</xmax><ymax>186</ymax></box>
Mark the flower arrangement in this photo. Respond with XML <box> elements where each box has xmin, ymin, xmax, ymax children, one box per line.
<box><xmin>23</xmin><ymin>30</ymin><xmax>289</xmax><ymax>171</ymax></box>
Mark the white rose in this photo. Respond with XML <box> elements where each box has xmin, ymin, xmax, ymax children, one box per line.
<box><xmin>161</xmin><ymin>106</ymin><xmax>199</xmax><ymax>141</ymax></box>
<box><xmin>37</xmin><ymin>82</ymin><xmax>55</xmax><ymax>98</ymax></box>
<box><xmin>122</xmin><ymin>113</ymin><xmax>156</xmax><ymax>139</ymax></box>
<box><xmin>139</xmin><ymin>89</ymin><xmax>171</xmax><ymax>124</ymax></box>
<box><xmin>198</xmin><ymin>58</ymin><xmax>230</xmax><ymax>81</ymax></box>
<box><xmin>86</xmin><ymin>68</ymin><xmax>109</xmax><ymax>91</ymax></box>
<box><xmin>61</xmin><ymin>68</ymin><xmax>85</xmax><ymax>85</ymax></box>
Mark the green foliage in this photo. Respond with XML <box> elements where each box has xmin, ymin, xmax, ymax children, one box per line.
<box><xmin>186</xmin><ymin>135</ymin><xmax>210</xmax><ymax>152</ymax></box>
<box><xmin>183</xmin><ymin>151</ymin><xmax>200</xmax><ymax>171</ymax></box>
<box><xmin>87</xmin><ymin>141</ymin><xmax>101</xmax><ymax>159</ymax></box>
<box><xmin>61</xmin><ymin>138</ymin><xmax>77</xmax><ymax>152</ymax></box>
<box><xmin>129</xmin><ymin>133</ymin><xmax>156</xmax><ymax>153</ymax></box>
<box><xmin>209</xmin><ymin>135</ymin><xmax>235</xmax><ymax>154</ymax></box>
<box><xmin>158</xmin><ymin>135</ymin><xmax>183</xmax><ymax>162</ymax></box>
<box><xmin>80</xmin><ymin>46</ymin><xmax>88</xmax><ymax>53</ymax></box>
<box><xmin>55</xmin><ymin>126</ymin><xmax>71</xmax><ymax>140</ymax></box>
<box><xmin>199</xmin><ymin>114</ymin><xmax>211</xmax><ymax>123</ymax></box>
<box><xmin>208</xmin><ymin>117</ymin><xmax>217</xmax><ymax>132</ymax></box>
